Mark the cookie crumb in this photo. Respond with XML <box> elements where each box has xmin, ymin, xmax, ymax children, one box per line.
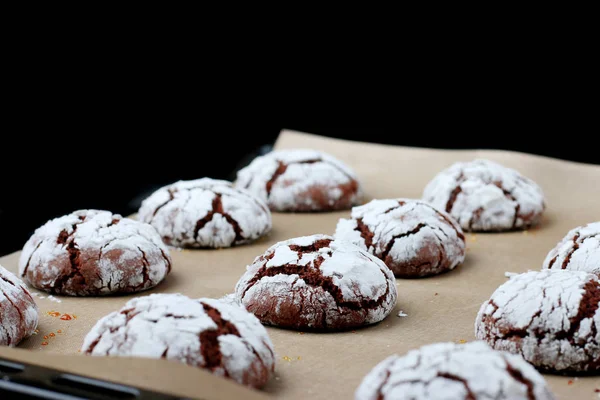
<box><xmin>397</xmin><ymin>311</ymin><xmax>408</xmax><ymax>317</ymax></box>
<box><xmin>434</xmin><ymin>292</ymin><xmax>439</xmax><ymax>296</ymax></box>
<box><xmin>297</xmin><ymin>356</ymin><xmax>301</xmax><ymax>360</ymax></box>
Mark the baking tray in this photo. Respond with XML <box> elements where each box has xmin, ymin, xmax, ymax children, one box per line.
<box><xmin>1</xmin><ymin>130</ymin><xmax>598</xmax><ymax>399</ymax></box>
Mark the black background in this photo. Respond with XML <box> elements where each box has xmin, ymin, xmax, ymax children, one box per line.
<box><xmin>1</xmin><ymin>127</ymin><xmax>597</xmax><ymax>257</ymax></box>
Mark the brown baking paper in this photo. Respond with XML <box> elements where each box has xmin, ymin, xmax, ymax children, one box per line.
<box><xmin>1</xmin><ymin>129</ymin><xmax>599</xmax><ymax>399</ymax></box>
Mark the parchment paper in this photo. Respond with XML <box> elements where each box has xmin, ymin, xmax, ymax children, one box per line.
<box><xmin>1</xmin><ymin>129</ymin><xmax>598</xmax><ymax>399</ymax></box>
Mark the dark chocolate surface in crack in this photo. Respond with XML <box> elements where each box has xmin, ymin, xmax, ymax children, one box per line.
<box><xmin>355</xmin><ymin>219</ymin><xmax>374</xmax><ymax>249</ymax></box>
<box><xmin>52</xmin><ymin>220</ymin><xmax>87</xmax><ymax>294</ymax></box>
<box><xmin>437</xmin><ymin>373</ymin><xmax>476</xmax><ymax>400</ymax></box>
<box><xmin>265</xmin><ymin>159</ymin><xmax>321</xmax><ymax>196</ymax></box>
<box><xmin>199</xmin><ymin>302</ymin><xmax>241</xmax><ymax>375</ymax></box>
<box><xmin>445</xmin><ymin>173</ymin><xmax>465</xmax><ymax>213</ymax></box>
<box><xmin>380</xmin><ymin>224</ymin><xmax>426</xmax><ymax>261</ymax></box>
<box><xmin>194</xmin><ymin>194</ymin><xmax>244</xmax><ymax>243</ymax></box>
<box><xmin>560</xmin><ymin>233</ymin><xmax>581</xmax><ymax>269</ymax></box>
<box><xmin>504</xmin><ymin>360</ymin><xmax>535</xmax><ymax>400</ymax></box>
<box><xmin>264</xmin><ymin>157</ymin><xmax>358</xmax><ymax>198</ymax></box>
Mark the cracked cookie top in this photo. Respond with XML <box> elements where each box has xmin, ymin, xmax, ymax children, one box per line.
<box><xmin>543</xmin><ymin>221</ymin><xmax>600</xmax><ymax>276</ymax></box>
<box><xmin>475</xmin><ymin>270</ymin><xmax>600</xmax><ymax>372</ymax></box>
<box><xmin>423</xmin><ymin>159</ymin><xmax>545</xmax><ymax>231</ymax></box>
<box><xmin>235</xmin><ymin>149</ymin><xmax>363</xmax><ymax>212</ymax></box>
<box><xmin>234</xmin><ymin>234</ymin><xmax>397</xmax><ymax>330</ymax></box>
<box><xmin>335</xmin><ymin>199</ymin><xmax>465</xmax><ymax>278</ymax></box>
<box><xmin>0</xmin><ymin>265</ymin><xmax>39</xmax><ymax>346</ymax></box>
<box><xmin>81</xmin><ymin>293</ymin><xmax>275</xmax><ymax>389</ymax></box>
<box><xmin>138</xmin><ymin>178</ymin><xmax>272</xmax><ymax>248</ymax></box>
<box><xmin>18</xmin><ymin>210</ymin><xmax>171</xmax><ymax>296</ymax></box>
<box><xmin>355</xmin><ymin>341</ymin><xmax>555</xmax><ymax>400</ymax></box>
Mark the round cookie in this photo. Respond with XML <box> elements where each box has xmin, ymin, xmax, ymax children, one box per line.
<box><xmin>542</xmin><ymin>222</ymin><xmax>600</xmax><ymax>276</ymax></box>
<box><xmin>81</xmin><ymin>293</ymin><xmax>275</xmax><ymax>389</ymax></box>
<box><xmin>423</xmin><ymin>159</ymin><xmax>545</xmax><ymax>232</ymax></box>
<box><xmin>234</xmin><ymin>234</ymin><xmax>397</xmax><ymax>330</ymax></box>
<box><xmin>0</xmin><ymin>265</ymin><xmax>39</xmax><ymax>346</ymax></box>
<box><xmin>235</xmin><ymin>149</ymin><xmax>362</xmax><ymax>212</ymax></box>
<box><xmin>335</xmin><ymin>199</ymin><xmax>465</xmax><ymax>278</ymax></box>
<box><xmin>475</xmin><ymin>270</ymin><xmax>600</xmax><ymax>373</ymax></box>
<box><xmin>355</xmin><ymin>341</ymin><xmax>555</xmax><ymax>400</ymax></box>
<box><xmin>139</xmin><ymin>178</ymin><xmax>271</xmax><ymax>248</ymax></box>
<box><xmin>19</xmin><ymin>210</ymin><xmax>171</xmax><ymax>296</ymax></box>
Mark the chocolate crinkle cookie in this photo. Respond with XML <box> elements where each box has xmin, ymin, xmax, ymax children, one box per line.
<box><xmin>475</xmin><ymin>270</ymin><xmax>600</xmax><ymax>373</ymax></box>
<box><xmin>423</xmin><ymin>159</ymin><xmax>545</xmax><ymax>232</ymax></box>
<box><xmin>335</xmin><ymin>199</ymin><xmax>465</xmax><ymax>278</ymax></box>
<box><xmin>542</xmin><ymin>221</ymin><xmax>600</xmax><ymax>276</ymax></box>
<box><xmin>139</xmin><ymin>178</ymin><xmax>271</xmax><ymax>248</ymax></box>
<box><xmin>235</xmin><ymin>149</ymin><xmax>363</xmax><ymax>212</ymax></box>
<box><xmin>0</xmin><ymin>265</ymin><xmax>38</xmax><ymax>346</ymax></box>
<box><xmin>355</xmin><ymin>341</ymin><xmax>555</xmax><ymax>400</ymax></box>
<box><xmin>19</xmin><ymin>210</ymin><xmax>171</xmax><ymax>296</ymax></box>
<box><xmin>234</xmin><ymin>234</ymin><xmax>397</xmax><ymax>331</ymax></box>
<box><xmin>81</xmin><ymin>293</ymin><xmax>275</xmax><ymax>389</ymax></box>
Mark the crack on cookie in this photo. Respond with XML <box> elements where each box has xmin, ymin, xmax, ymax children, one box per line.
<box><xmin>151</xmin><ymin>188</ymin><xmax>176</xmax><ymax>218</ymax></box>
<box><xmin>52</xmin><ymin>238</ymin><xmax>86</xmax><ymax>294</ymax></box>
<box><xmin>265</xmin><ymin>159</ymin><xmax>322</xmax><ymax>196</ymax></box>
<box><xmin>134</xmin><ymin>247</ymin><xmax>151</xmax><ymax>289</ymax></box>
<box><xmin>437</xmin><ymin>373</ymin><xmax>475</xmax><ymax>400</ymax></box>
<box><xmin>445</xmin><ymin>173</ymin><xmax>465</xmax><ymax>213</ymax></box>
<box><xmin>422</xmin><ymin>202</ymin><xmax>465</xmax><ymax>241</ymax></box>
<box><xmin>0</xmin><ymin>285</ymin><xmax>24</xmax><ymax>329</ymax></box>
<box><xmin>242</xmin><ymin>263</ymin><xmax>390</xmax><ymax>311</ymax></box>
<box><xmin>199</xmin><ymin>302</ymin><xmax>241</xmax><ymax>375</ymax></box>
<box><xmin>493</xmin><ymin>181</ymin><xmax>521</xmax><ymax>228</ymax></box>
<box><xmin>561</xmin><ymin>233</ymin><xmax>581</xmax><ymax>269</ymax></box>
<box><xmin>22</xmin><ymin>241</ymin><xmax>43</xmax><ymax>277</ymax></box>
<box><xmin>288</xmin><ymin>238</ymin><xmax>333</xmax><ymax>253</ymax></box>
<box><xmin>504</xmin><ymin>358</ymin><xmax>535</xmax><ymax>400</ymax></box>
<box><xmin>194</xmin><ymin>194</ymin><xmax>245</xmax><ymax>244</ymax></box>
<box><xmin>380</xmin><ymin>223</ymin><xmax>426</xmax><ymax>261</ymax></box>
<box><xmin>547</xmin><ymin>254</ymin><xmax>559</xmax><ymax>269</ymax></box>
<box><xmin>375</xmin><ymin>368</ymin><xmax>392</xmax><ymax>400</ymax></box>
<box><xmin>557</xmin><ymin>280</ymin><xmax>600</xmax><ymax>341</ymax></box>
<box><xmin>383</xmin><ymin>201</ymin><xmax>406</xmax><ymax>214</ymax></box>
<box><xmin>468</xmin><ymin>207</ymin><xmax>483</xmax><ymax>231</ymax></box>
<box><xmin>355</xmin><ymin>219</ymin><xmax>375</xmax><ymax>249</ymax></box>
<box><xmin>160</xmin><ymin>249</ymin><xmax>172</xmax><ymax>273</ymax></box>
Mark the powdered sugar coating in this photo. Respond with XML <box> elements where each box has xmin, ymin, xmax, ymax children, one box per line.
<box><xmin>542</xmin><ymin>222</ymin><xmax>600</xmax><ymax>276</ymax></box>
<box><xmin>0</xmin><ymin>265</ymin><xmax>39</xmax><ymax>346</ymax></box>
<box><xmin>423</xmin><ymin>159</ymin><xmax>545</xmax><ymax>231</ymax></box>
<box><xmin>19</xmin><ymin>210</ymin><xmax>171</xmax><ymax>296</ymax></box>
<box><xmin>139</xmin><ymin>178</ymin><xmax>271</xmax><ymax>248</ymax></box>
<box><xmin>335</xmin><ymin>199</ymin><xmax>465</xmax><ymax>278</ymax></box>
<box><xmin>355</xmin><ymin>341</ymin><xmax>554</xmax><ymax>400</ymax></box>
<box><xmin>235</xmin><ymin>234</ymin><xmax>397</xmax><ymax>330</ymax></box>
<box><xmin>235</xmin><ymin>149</ymin><xmax>363</xmax><ymax>212</ymax></box>
<box><xmin>81</xmin><ymin>293</ymin><xmax>275</xmax><ymax>388</ymax></box>
<box><xmin>475</xmin><ymin>270</ymin><xmax>600</xmax><ymax>372</ymax></box>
